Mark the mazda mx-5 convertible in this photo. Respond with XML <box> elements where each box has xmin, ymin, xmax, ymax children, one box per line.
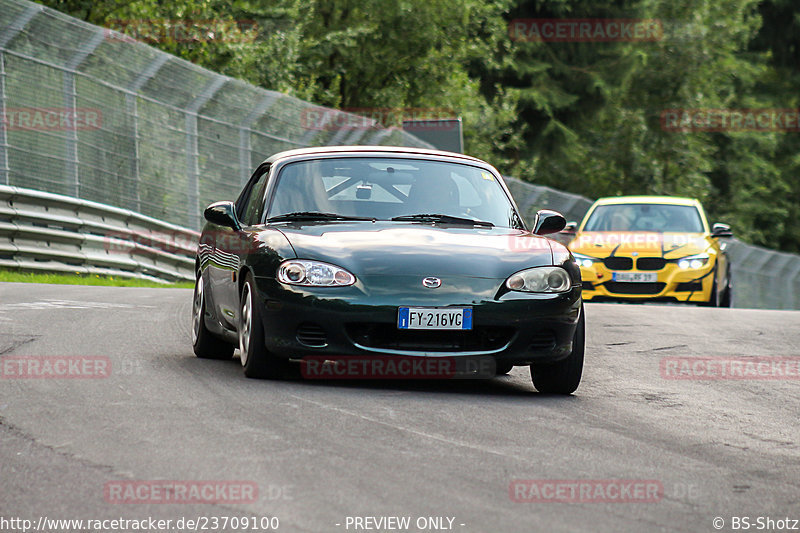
<box><xmin>192</xmin><ymin>146</ymin><xmax>584</xmax><ymax>393</ymax></box>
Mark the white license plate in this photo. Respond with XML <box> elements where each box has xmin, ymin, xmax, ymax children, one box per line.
<box><xmin>612</xmin><ymin>272</ymin><xmax>658</xmax><ymax>282</ymax></box>
<box><xmin>398</xmin><ymin>307</ymin><xmax>472</xmax><ymax>330</ymax></box>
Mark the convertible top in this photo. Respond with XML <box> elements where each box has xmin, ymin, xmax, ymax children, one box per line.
<box><xmin>262</xmin><ymin>145</ymin><xmax>486</xmax><ymax>166</ymax></box>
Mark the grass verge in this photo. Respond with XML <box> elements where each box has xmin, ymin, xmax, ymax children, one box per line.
<box><xmin>0</xmin><ymin>270</ymin><xmax>194</xmax><ymax>288</ymax></box>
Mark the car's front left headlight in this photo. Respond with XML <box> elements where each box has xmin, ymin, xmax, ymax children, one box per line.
<box><xmin>505</xmin><ymin>266</ymin><xmax>572</xmax><ymax>293</ymax></box>
<box><xmin>277</xmin><ymin>260</ymin><xmax>356</xmax><ymax>286</ymax></box>
<box><xmin>676</xmin><ymin>253</ymin><xmax>710</xmax><ymax>269</ymax></box>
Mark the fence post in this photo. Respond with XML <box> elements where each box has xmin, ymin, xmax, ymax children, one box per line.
<box><xmin>126</xmin><ymin>54</ymin><xmax>169</xmax><ymax>214</ymax></box>
<box><xmin>0</xmin><ymin>4</ymin><xmax>43</xmax><ymax>187</ymax></box>
<box><xmin>185</xmin><ymin>76</ymin><xmax>227</xmax><ymax>229</ymax></box>
<box><xmin>0</xmin><ymin>52</ymin><xmax>8</xmax><ymax>186</ymax></box>
<box><xmin>63</xmin><ymin>29</ymin><xmax>104</xmax><ymax>198</ymax></box>
<box><xmin>239</xmin><ymin>93</ymin><xmax>279</xmax><ymax>187</ymax></box>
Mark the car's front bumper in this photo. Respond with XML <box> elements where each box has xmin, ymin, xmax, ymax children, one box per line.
<box><xmin>253</xmin><ymin>274</ymin><xmax>582</xmax><ymax>366</ymax></box>
<box><xmin>578</xmin><ymin>261</ymin><xmax>714</xmax><ymax>303</ymax></box>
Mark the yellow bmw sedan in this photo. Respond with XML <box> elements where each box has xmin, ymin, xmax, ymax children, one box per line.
<box><xmin>565</xmin><ymin>196</ymin><xmax>733</xmax><ymax>306</ymax></box>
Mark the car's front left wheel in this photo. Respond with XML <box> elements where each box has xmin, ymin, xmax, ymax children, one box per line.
<box><xmin>239</xmin><ymin>273</ymin><xmax>290</xmax><ymax>379</ymax></box>
<box><xmin>192</xmin><ymin>273</ymin><xmax>235</xmax><ymax>360</ymax></box>
<box><xmin>530</xmin><ymin>304</ymin><xmax>585</xmax><ymax>394</ymax></box>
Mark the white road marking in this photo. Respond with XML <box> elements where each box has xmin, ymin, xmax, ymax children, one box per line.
<box><xmin>0</xmin><ymin>300</ymin><xmax>155</xmax><ymax>311</ymax></box>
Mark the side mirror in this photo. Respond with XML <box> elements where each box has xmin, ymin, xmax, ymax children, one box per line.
<box><xmin>532</xmin><ymin>209</ymin><xmax>567</xmax><ymax>235</ymax></box>
<box><xmin>711</xmin><ymin>222</ymin><xmax>733</xmax><ymax>238</ymax></box>
<box><xmin>562</xmin><ymin>221</ymin><xmax>578</xmax><ymax>234</ymax></box>
<box><xmin>204</xmin><ymin>201</ymin><xmax>241</xmax><ymax>230</ymax></box>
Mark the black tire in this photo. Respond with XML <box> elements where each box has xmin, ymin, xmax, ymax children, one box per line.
<box><xmin>192</xmin><ymin>273</ymin><xmax>235</xmax><ymax>360</ymax></box>
<box><xmin>495</xmin><ymin>362</ymin><xmax>514</xmax><ymax>375</ymax></box>
<box><xmin>239</xmin><ymin>273</ymin><xmax>290</xmax><ymax>379</ymax></box>
<box><xmin>530</xmin><ymin>304</ymin><xmax>585</xmax><ymax>394</ymax></box>
<box><xmin>706</xmin><ymin>277</ymin><xmax>719</xmax><ymax>307</ymax></box>
<box><xmin>719</xmin><ymin>269</ymin><xmax>732</xmax><ymax>308</ymax></box>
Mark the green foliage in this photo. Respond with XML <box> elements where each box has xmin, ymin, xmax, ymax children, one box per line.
<box><xmin>35</xmin><ymin>0</ymin><xmax>800</xmax><ymax>252</ymax></box>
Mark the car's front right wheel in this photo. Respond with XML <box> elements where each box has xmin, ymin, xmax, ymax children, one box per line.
<box><xmin>239</xmin><ymin>273</ymin><xmax>290</xmax><ymax>379</ymax></box>
<box><xmin>530</xmin><ymin>304</ymin><xmax>585</xmax><ymax>394</ymax></box>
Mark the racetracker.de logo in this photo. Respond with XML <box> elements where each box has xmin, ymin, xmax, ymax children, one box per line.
<box><xmin>299</xmin><ymin>107</ymin><xmax>458</xmax><ymax>131</ymax></box>
<box><xmin>508</xmin><ymin>19</ymin><xmax>663</xmax><ymax>42</ymax></box>
<box><xmin>0</xmin><ymin>108</ymin><xmax>102</xmax><ymax>131</ymax></box>
<box><xmin>103</xmin><ymin>19</ymin><xmax>258</xmax><ymax>44</ymax></box>
<box><xmin>300</xmin><ymin>355</ymin><xmax>496</xmax><ymax>379</ymax></box>
<box><xmin>1</xmin><ymin>356</ymin><xmax>110</xmax><ymax>379</ymax></box>
<box><xmin>661</xmin><ymin>108</ymin><xmax>800</xmax><ymax>132</ymax></box>
<box><xmin>104</xmin><ymin>481</ymin><xmax>258</xmax><ymax>504</ymax></box>
<box><xmin>510</xmin><ymin>479</ymin><xmax>663</xmax><ymax>503</ymax></box>
<box><xmin>660</xmin><ymin>356</ymin><xmax>800</xmax><ymax>380</ymax></box>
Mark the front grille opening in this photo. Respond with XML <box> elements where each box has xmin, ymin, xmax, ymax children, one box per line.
<box><xmin>296</xmin><ymin>323</ymin><xmax>328</xmax><ymax>347</ymax></box>
<box><xmin>603</xmin><ymin>281</ymin><xmax>666</xmax><ymax>295</ymax></box>
<box><xmin>637</xmin><ymin>257</ymin><xmax>666</xmax><ymax>270</ymax></box>
<box><xmin>604</xmin><ymin>257</ymin><xmax>633</xmax><ymax>270</ymax></box>
<box><xmin>346</xmin><ymin>323</ymin><xmax>514</xmax><ymax>353</ymax></box>
<box><xmin>676</xmin><ymin>281</ymin><xmax>703</xmax><ymax>292</ymax></box>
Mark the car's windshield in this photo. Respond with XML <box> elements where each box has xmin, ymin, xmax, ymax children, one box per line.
<box><xmin>583</xmin><ymin>203</ymin><xmax>705</xmax><ymax>233</ymax></box>
<box><xmin>267</xmin><ymin>157</ymin><xmax>518</xmax><ymax>227</ymax></box>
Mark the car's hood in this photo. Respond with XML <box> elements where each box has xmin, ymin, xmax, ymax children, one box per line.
<box><xmin>569</xmin><ymin>231</ymin><xmax>711</xmax><ymax>258</ymax></box>
<box><xmin>272</xmin><ymin>221</ymin><xmax>554</xmax><ymax>278</ymax></box>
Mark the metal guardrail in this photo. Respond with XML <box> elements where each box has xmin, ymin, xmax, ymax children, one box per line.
<box><xmin>3</xmin><ymin>176</ymin><xmax>800</xmax><ymax>307</ymax></box>
<box><xmin>0</xmin><ymin>0</ymin><xmax>432</xmax><ymax>231</ymax></box>
<box><xmin>0</xmin><ymin>184</ymin><xmax>196</xmax><ymax>282</ymax></box>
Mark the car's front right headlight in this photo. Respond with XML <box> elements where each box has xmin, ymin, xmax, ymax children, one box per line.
<box><xmin>505</xmin><ymin>266</ymin><xmax>572</xmax><ymax>293</ymax></box>
<box><xmin>277</xmin><ymin>260</ymin><xmax>356</xmax><ymax>286</ymax></box>
<box><xmin>571</xmin><ymin>252</ymin><xmax>601</xmax><ymax>269</ymax></box>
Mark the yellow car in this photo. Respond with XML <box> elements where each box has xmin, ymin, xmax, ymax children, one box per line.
<box><xmin>565</xmin><ymin>196</ymin><xmax>733</xmax><ymax>306</ymax></box>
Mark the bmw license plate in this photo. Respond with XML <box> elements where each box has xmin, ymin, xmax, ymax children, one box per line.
<box><xmin>398</xmin><ymin>307</ymin><xmax>473</xmax><ymax>330</ymax></box>
<box><xmin>612</xmin><ymin>272</ymin><xmax>658</xmax><ymax>282</ymax></box>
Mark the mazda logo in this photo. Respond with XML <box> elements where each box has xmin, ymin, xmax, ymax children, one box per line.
<box><xmin>422</xmin><ymin>277</ymin><xmax>442</xmax><ymax>288</ymax></box>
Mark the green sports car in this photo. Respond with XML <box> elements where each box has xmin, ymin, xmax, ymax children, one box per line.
<box><xmin>192</xmin><ymin>146</ymin><xmax>585</xmax><ymax>393</ymax></box>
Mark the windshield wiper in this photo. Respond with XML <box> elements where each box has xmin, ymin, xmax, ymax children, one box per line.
<box><xmin>267</xmin><ymin>211</ymin><xmax>374</xmax><ymax>223</ymax></box>
<box><xmin>391</xmin><ymin>213</ymin><xmax>494</xmax><ymax>227</ymax></box>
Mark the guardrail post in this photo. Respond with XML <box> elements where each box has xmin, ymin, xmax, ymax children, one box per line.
<box><xmin>185</xmin><ymin>76</ymin><xmax>228</xmax><ymax>229</ymax></box>
<box><xmin>239</xmin><ymin>93</ymin><xmax>279</xmax><ymax>187</ymax></box>
<box><xmin>63</xmin><ymin>29</ymin><xmax>105</xmax><ymax>198</ymax></box>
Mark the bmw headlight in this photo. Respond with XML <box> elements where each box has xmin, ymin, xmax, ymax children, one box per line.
<box><xmin>571</xmin><ymin>252</ymin><xmax>600</xmax><ymax>269</ymax></box>
<box><xmin>277</xmin><ymin>260</ymin><xmax>356</xmax><ymax>286</ymax></box>
<box><xmin>505</xmin><ymin>266</ymin><xmax>572</xmax><ymax>293</ymax></box>
<box><xmin>677</xmin><ymin>253</ymin><xmax>710</xmax><ymax>269</ymax></box>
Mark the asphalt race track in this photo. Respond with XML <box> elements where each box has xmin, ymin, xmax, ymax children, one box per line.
<box><xmin>1</xmin><ymin>282</ymin><xmax>798</xmax><ymax>533</ymax></box>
